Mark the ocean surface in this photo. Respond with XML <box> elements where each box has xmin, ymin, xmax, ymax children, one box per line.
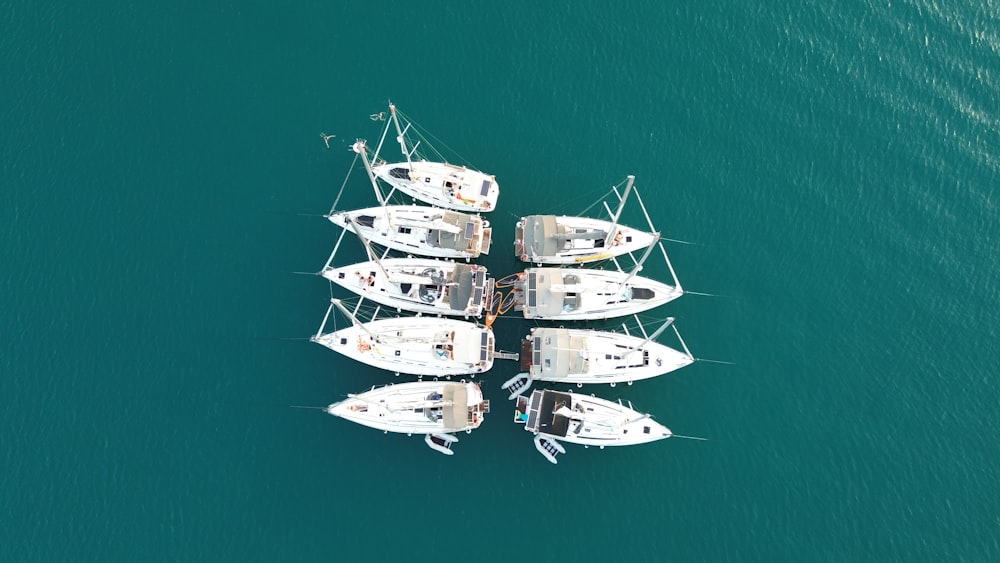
<box><xmin>3</xmin><ymin>1</ymin><xmax>998</xmax><ymax>561</ymax></box>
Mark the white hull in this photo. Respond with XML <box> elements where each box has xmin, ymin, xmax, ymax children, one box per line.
<box><xmin>515</xmin><ymin>268</ymin><xmax>681</xmax><ymax>321</ymax></box>
<box><xmin>328</xmin><ymin>205</ymin><xmax>491</xmax><ymax>259</ymax></box>
<box><xmin>312</xmin><ymin>317</ymin><xmax>494</xmax><ymax>376</ymax></box>
<box><xmin>373</xmin><ymin>161</ymin><xmax>499</xmax><ymax>213</ymax></box>
<box><xmin>322</xmin><ymin>259</ymin><xmax>491</xmax><ymax>318</ymax></box>
<box><xmin>515</xmin><ymin>389</ymin><xmax>671</xmax><ymax>447</ymax></box>
<box><xmin>328</xmin><ymin>381</ymin><xmax>488</xmax><ymax>435</ymax></box>
<box><xmin>515</xmin><ymin>215</ymin><xmax>658</xmax><ymax>264</ymax></box>
<box><xmin>521</xmin><ymin>326</ymin><xmax>693</xmax><ymax>385</ymax></box>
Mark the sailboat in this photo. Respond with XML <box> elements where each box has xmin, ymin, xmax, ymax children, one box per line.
<box><xmin>509</xmin><ymin>265</ymin><xmax>680</xmax><ymax>322</ymax></box>
<box><xmin>514</xmin><ymin>175</ymin><xmax>658</xmax><ymax>264</ymax></box>
<box><xmin>326</xmin><ymin>141</ymin><xmax>492</xmax><ymax>259</ymax></box>
<box><xmin>323</xmin><ymin>259</ymin><xmax>492</xmax><ymax>318</ymax></box>
<box><xmin>320</xmin><ymin>217</ymin><xmax>494</xmax><ymax>318</ymax></box>
<box><xmin>328</xmin><ymin>381</ymin><xmax>490</xmax><ymax>455</ymax></box>
<box><xmin>311</xmin><ymin>299</ymin><xmax>495</xmax><ymax>377</ymax></box>
<box><xmin>366</xmin><ymin>103</ymin><xmax>499</xmax><ymax>212</ymax></box>
<box><xmin>500</xmin><ymin>317</ymin><xmax>693</xmax><ymax>398</ymax></box>
<box><xmin>513</xmin><ymin>389</ymin><xmax>671</xmax><ymax>464</ymax></box>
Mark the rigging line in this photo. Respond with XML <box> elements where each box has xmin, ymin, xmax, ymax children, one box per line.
<box><xmin>661</xmin><ymin>237</ymin><xmax>699</xmax><ymax>245</ymax></box>
<box><xmin>328</xmin><ymin>151</ymin><xmax>360</xmax><ymax>215</ymax></box>
<box><xmin>290</xmin><ymin>405</ymin><xmax>327</xmax><ymax>410</ymax></box>
<box><xmin>394</xmin><ymin>108</ymin><xmax>474</xmax><ymax>167</ymax></box>
<box><xmin>575</xmin><ymin>177</ymin><xmax>631</xmax><ymax>216</ymax></box>
<box><xmin>684</xmin><ymin>291</ymin><xmax>720</xmax><ymax>297</ymax></box>
<box><xmin>573</xmin><ymin>187</ymin><xmax>619</xmax><ymax>217</ymax></box>
<box><xmin>671</xmin><ymin>434</ymin><xmax>708</xmax><ymax>441</ymax></box>
<box><xmin>696</xmin><ymin>358</ymin><xmax>736</xmax><ymax>365</ymax></box>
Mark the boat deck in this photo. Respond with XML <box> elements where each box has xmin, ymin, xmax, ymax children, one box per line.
<box><xmin>519</xmin><ymin>338</ymin><xmax>532</xmax><ymax>371</ymax></box>
<box><xmin>525</xmin><ymin>390</ymin><xmax>571</xmax><ymax>438</ymax></box>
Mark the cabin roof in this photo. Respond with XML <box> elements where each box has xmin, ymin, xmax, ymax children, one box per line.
<box><xmin>532</xmin><ymin>328</ymin><xmax>587</xmax><ymax>378</ymax></box>
<box><xmin>441</xmin><ymin>383</ymin><xmax>468</xmax><ymax>430</ymax></box>
<box><xmin>446</xmin><ymin>264</ymin><xmax>475</xmax><ymax>311</ymax></box>
<box><xmin>526</xmin><ymin>389</ymin><xmax>571</xmax><ymax>438</ymax></box>
<box><xmin>521</xmin><ymin>215</ymin><xmax>562</xmax><ymax>258</ymax></box>
<box><xmin>434</xmin><ymin>211</ymin><xmax>475</xmax><ymax>251</ymax></box>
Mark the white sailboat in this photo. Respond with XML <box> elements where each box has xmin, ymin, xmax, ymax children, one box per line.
<box><xmin>323</xmin><ymin>259</ymin><xmax>492</xmax><ymax>318</ymax></box>
<box><xmin>327</xmin><ymin>381</ymin><xmax>490</xmax><ymax>455</ymax></box>
<box><xmin>509</xmin><ymin>265</ymin><xmax>681</xmax><ymax>321</ymax></box>
<box><xmin>311</xmin><ymin>299</ymin><xmax>495</xmax><ymax>377</ymax></box>
<box><xmin>327</xmin><ymin>204</ymin><xmax>492</xmax><ymax>260</ymax></box>
<box><xmin>513</xmin><ymin>389</ymin><xmax>671</xmax><ymax>464</ymax></box>
<box><xmin>501</xmin><ymin>318</ymin><xmax>693</xmax><ymax>398</ymax></box>
<box><xmin>367</xmin><ymin>103</ymin><xmax>499</xmax><ymax>213</ymax></box>
<box><xmin>320</xmin><ymin>217</ymin><xmax>494</xmax><ymax>317</ymax></box>
<box><xmin>327</xmin><ymin>141</ymin><xmax>492</xmax><ymax>259</ymax></box>
<box><xmin>514</xmin><ymin>176</ymin><xmax>658</xmax><ymax>264</ymax></box>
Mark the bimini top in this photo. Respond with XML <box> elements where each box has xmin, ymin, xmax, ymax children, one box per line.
<box><xmin>519</xmin><ymin>215</ymin><xmax>565</xmax><ymax>260</ymax></box>
<box><xmin>440</xmin><ymin>383</ymin><xmax>469</xmax><ymax>431</ymax></box>
<box><xmin>530</xmin><ymin>329</ymin><xmax>587</xmax><ymax>379</ymax></box>
<box><xmin>445</xmin><ymin>264</ymin><xmax>484</xmax><ymax>312</ymax></box>
<box><xmin>523</xmin><ymin>389</ymin><xmax>573</xmax><ymax>438</ymax></box>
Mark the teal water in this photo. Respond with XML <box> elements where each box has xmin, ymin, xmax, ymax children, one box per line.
<box><xmin>3</xmin><ymin>1</ymin><xmax>999</xmax><ymax>561</ymax></box>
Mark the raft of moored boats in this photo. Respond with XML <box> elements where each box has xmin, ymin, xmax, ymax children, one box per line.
<box><xmin>305</xmin><ymin>103</ymin><xmax>702</xmax><ymax>463</ymax></box>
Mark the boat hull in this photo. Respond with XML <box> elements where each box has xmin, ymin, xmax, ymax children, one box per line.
<box><xmin>515</xmin><ymin>215</ymin><xmax>658</xmax><ymax>265</ymax></box>
<box><xmin>516</xmin><ymin>268</ymin><xmax>682</xmax><ymax>321</ymax></box>
<box><xmin>313</xmin><ymin>317</ymin><xmax>494</xmax><ymax>376</ymax></box>
<box><xmin>322</xmin><ymin>259</ymin><xmax>491</xmax><ymax>318</ymax></box>
<box><xmin>515</xmin><ymin>389</ymin><xmax>671</xmax><ymax>447</ymax></box>
<box><xmin>328</xmin><ymin>205</ymin><xmax>491</xmax><ymax>259</ymax></box>
<box><xmin>327</xmin><ymin>381</ymin><xmax>487</xmax><ymax>434</ymax></box>
<box><xmin>523</xmin><ymin>327</ymin><xmax>694</xmax><ymax>385</ymax></box>
<box><xmin>373</xmin><ymin>161</ymin><xmax>498</xmax><ymax>213</ymax></box>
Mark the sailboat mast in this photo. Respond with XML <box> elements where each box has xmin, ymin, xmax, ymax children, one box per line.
<box><xmin>606</xmin><ymin>175</ymin><xmax>635</xmax><ymax>242</ymax></box>
<box><xmin>314</xmin><ymin>300</ymin><xmax>335</xmax><ymax>339</ymax></box>
<box><xmin>620</xmin><ymin>233</ymin><xmax>661</xmax><ymax>286</ymax></box>
<box><xmin>332</xmin><ymin>298</ymin><xmax>377</xmax><ymax>338</ymax></box>
<box><xmin>370</xmin><ymin>111</ymin><xmax>394</xmax><ymax>164</ymax></box>
<box><xmin>634</xmin><ymin>317</ymin><xmax>675</xmax><ymax>351</ymax></box>
<box><xmin>321</xmin><ymin>229</ymin><xmax>349</xmax><ymax>272</ymax></box>
<box><xmin>352</xmin><ymin>140</ymin><xmax>386</xmax><ymax>206</ymax></box>
<box><xmin>346</xmin><ymin>216</ymin><xmax>391</xmax><ymax>281</ymax></box>
<box><xmin>672</xmin><ymin>323</ymin><xmax>694</xmax><ymax>360</ymax></box>
<box><xmin>389</xmin><ymin>103</ymin><xmax>414</xmax><ymax>167</ymax></box>
<box><xmin>632</xmin><ymin>188</ymin><xmax>683</xmax><ymax>294</ymax></box>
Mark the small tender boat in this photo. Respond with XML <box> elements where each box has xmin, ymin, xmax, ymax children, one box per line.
<box><xmin>513</xmin><ymin>389</ymin><xmax>672</xmax><ymax>464</ymax></box>
<box><xmin>327</xmin><ymin>381</ymin><xmax>489</xmax><ymax>455</ymax></box>
<box><xmin>424</xmin><ymin>433</ymin><xmax>459</xmax><ymax>455</ymax></box>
